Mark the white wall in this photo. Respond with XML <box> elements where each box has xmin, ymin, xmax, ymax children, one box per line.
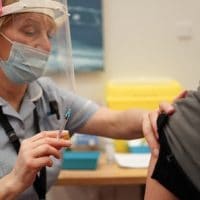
<box><xmin>55</xmin><ymin>0</ymin><xmax>200</xmax><ymax>103</ymax></box>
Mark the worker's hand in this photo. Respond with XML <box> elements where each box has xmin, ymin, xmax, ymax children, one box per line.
<box><xmin>9</xmin><ymin>130</ymin><xmax>71</xmax><ymax>194</ymax></box>
<box><xmin>143</xmin><ymin>90</ymin><xmax>187</xmax><ymax>157</ymax></box>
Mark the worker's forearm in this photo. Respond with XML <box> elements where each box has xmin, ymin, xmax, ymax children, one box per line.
<box><xmin>0</xmin><ymin>173</ymin><xmax>21</xmax><ymax>200</ymax></box>
<box><xmin>79</xmin><ymin>107</ymin><xmax>148</xmax><ymax>139</ymax></box>
<box><xmin>112</xmin><ymin>109</ymin><xmax>147</xmax><ymax>139</ymax></box>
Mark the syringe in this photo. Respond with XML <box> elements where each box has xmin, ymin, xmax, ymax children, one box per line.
<box><xmin>57</xmin><ymin>108</ymin><xmax>71</xmax><ymax>139</ymax></box>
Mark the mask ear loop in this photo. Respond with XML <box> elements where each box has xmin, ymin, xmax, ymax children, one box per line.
<box><xmin>0</xmin><ymin>32</ymin><xmax>13</xmax><ymax>44</ymax></box>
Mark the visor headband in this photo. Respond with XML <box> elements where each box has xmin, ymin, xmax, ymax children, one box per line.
<box><xmin>0</xmin><ymin>0</ymin><xmax>69</xmax><ymax>26</ymax></box>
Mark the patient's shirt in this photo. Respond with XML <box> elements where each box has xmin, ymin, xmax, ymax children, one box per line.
<box><xmin>164</xmin><ymin>86</ymin><xmax>200</xmax><ymax>191</ymax></box>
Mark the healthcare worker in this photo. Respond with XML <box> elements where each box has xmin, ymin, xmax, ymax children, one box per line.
<box><xmin>0</xmin><ymin>0</ymin><xmax>175</xmax><ymax>199</ymax></box>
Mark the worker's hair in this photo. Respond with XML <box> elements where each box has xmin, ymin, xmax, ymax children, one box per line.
<box><xmin>0</xmin><ymin>0</ymin><xmax>19</xmax><ymax>30</ymax></box>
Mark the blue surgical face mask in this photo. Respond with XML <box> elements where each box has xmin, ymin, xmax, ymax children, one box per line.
<box><xmin>0</xmin><ymin>33</ymin><xmax>49</xmax><ymax>84</ymax></box>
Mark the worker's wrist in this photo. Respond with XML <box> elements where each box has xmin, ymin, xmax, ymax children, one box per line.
<box><xmin>2</xmin><ymin>172</ymin><xmax>23</xmax><ymax>199</ymax></box>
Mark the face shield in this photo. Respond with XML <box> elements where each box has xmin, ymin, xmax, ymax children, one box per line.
<box><xmin>0</xmin><ymin>0</ymin><xmax>76</xmax><ymax>91</ymax></box>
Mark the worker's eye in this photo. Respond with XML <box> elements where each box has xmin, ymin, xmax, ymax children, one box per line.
<box><xmin>23</xmin><ymin>27</ymin><xmax>36</xmax><ymax>36</ymax></box>
<box><xmin>24</xmin><ymin>31</ymin><xmax>36</xmax><ymax>37</ymax></box>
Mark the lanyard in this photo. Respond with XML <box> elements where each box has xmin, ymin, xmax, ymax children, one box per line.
<box><xmin>0</xmin><ymin>106</ymin><xmax>46</xmax><ymax>200</ymax></box>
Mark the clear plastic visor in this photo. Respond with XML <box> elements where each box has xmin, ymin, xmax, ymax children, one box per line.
<box><xmin>0</xmin><ymin>0</ymin><xmax>75</xmax><ymax>91</ymax></box>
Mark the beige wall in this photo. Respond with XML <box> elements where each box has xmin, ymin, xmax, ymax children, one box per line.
<box><xmin>55</xmin><ymin>0</ymin><xmax>200</xmax><ymax>104</ymax></box>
